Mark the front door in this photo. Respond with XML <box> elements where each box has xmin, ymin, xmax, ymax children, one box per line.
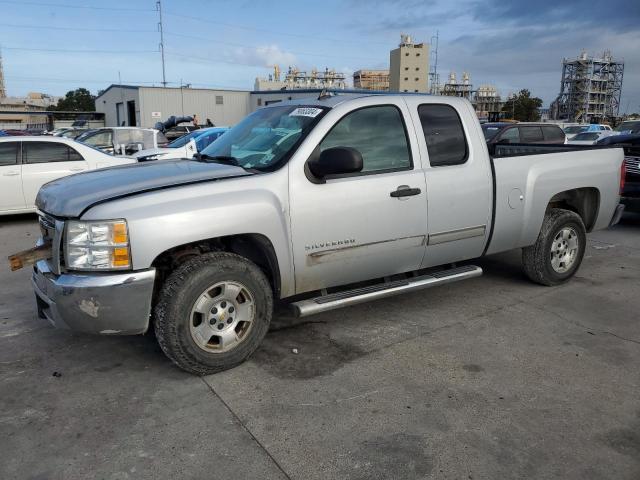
<box><xmin>21</xmin><ymin>141</ymin><xmax>89</xmax><ymax>208</ymax></box>
<box><xmin>0</xmin><ymin>141</ymin><xmax>25</xmax><ymax>212</ymax></box>
<box><xmin>289</xmin><ymin>102</ymin><xmax>428</xmax><ymax>293</ymax></box>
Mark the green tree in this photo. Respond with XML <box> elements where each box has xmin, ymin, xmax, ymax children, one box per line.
<box><xmin>502</xmin><ymin>89</ymin><xmax>543</xmax><ymax>121</ymax></box>
<box><xmin>49</xmin><ymin>88</ymin><xmax>96</xmax><ymax>111</ymax></box>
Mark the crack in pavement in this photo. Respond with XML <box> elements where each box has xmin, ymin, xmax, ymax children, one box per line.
<box><xmin>525</xmin><ymin>302</ymin><xmax>640</xmax><ymax>347</ymax></box>
<box><xmin>199</xmin><ymin>377</ymin><xmax>293</xmax><ymax>480</ymax></box>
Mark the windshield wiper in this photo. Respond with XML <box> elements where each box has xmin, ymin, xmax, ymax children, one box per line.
<box><xmin>194</xmin><ymin>153</ymin><xmax>240</xmax><ymax>166</ymax></box>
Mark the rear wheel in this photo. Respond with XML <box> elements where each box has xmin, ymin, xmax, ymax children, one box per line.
<box><xmin>522</xmin><ymin>208</ymin><xmax>586</xmax><ymax>286</ymax></box>
<box><xmin>154</xmin><ymin>252</ymin><xmax>273</xmax><ymax>375</ymax></box>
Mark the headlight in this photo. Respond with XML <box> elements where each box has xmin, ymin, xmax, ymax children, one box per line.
<box><xmin>64</xmin><ymin>220</ymin><xmax>131</xmax><ymax>271</ymax></box>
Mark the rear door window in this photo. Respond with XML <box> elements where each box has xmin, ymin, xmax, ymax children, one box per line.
<box><xmin>24</xmin><ymin>142</ymin><xmax>82</xmax><ymax>163</ymax></box>
<box><xmin>520</xmin><ymin>126</ymin><xmax>544</xmax><ymax>143</ymax></box>
<box><xmin>542</xmin><ymin>126</ymin><xmax>565</xmax><ymax>143</ymax></box>
<box><xmin>498</xmin><ymin>127</ymin><xmax>520</xmax><ymax>143</ymax></box>
<box><xmin>0</xmin><ymin>142</ymin><xmax>19</xmax><ymax>166</ymax></box>
<box><xmin>417</xmin><ymin>104</ymin><xmax>468</xmax><ymax>166</ymax></box>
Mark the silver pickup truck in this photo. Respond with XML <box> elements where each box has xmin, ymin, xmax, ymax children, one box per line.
<box><xmin>22</xmin><ymin>94</ymin><xmax>625</xmax><ymax>374</ymax></box>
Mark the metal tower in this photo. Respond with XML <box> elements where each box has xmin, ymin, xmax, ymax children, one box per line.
<box><xmin>552</xmin><ymin>50</ymin><xmax>624</xmax><ymax>123</ymax></box>
<box><xmin>0</xmin><ymin>47</ymin><xmax>6</xmax><ymax>98</ymax></box>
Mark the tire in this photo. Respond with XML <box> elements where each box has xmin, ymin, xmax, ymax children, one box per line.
<box><xmin>522</xmin><ymin>208</ymin><xmax>586</xmax><ymax>286</ymax></box>
<box><xmin>154</xmin><ymin>252</ymin><xmax>273</xmax><ymax>375</ymax></box>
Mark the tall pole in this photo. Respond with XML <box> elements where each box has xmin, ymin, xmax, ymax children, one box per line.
<box><xmin>157</xmin><ymin>0</ymin><xmax>167</xmax><ymax>87</ymax></box>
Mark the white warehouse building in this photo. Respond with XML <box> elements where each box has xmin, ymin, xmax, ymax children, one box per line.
<box><xmin>96</xmin><ymin>85</ymin><xmax>388</xmax><ymax>128</ymax></box>
<box><xmin>95</xmin><ymin>85</ymin><xmax>252</xmax><ymax>128</ymax></box>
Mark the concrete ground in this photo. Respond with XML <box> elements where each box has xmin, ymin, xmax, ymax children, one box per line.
<box><xmin>1</xmin><ymin>213</ymin><xmax>639</xmax><ymax>480</ymax></box>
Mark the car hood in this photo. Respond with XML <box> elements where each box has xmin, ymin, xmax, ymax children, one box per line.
<box><xmin>36</xmin><ymin>159</ymin><xmax>250</xmax><ymax>218</ymax></box>
<box><xmin>134</xmin><ymin>147</ymin><xmax>178</xmax><ymax>159</ymax></box>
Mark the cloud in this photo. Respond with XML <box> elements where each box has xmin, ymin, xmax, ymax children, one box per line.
<box><xmin>470</xmin><ymin>0</ymin><xmax>640</xmax><ymax>32</ymax></box>
<box><xmin>224</xmin><ymin>44</ymin><xmax>297</xmax><ymax>68</ymax></box>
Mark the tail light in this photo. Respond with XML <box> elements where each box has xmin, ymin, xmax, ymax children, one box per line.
<box><xmin>620</xmin><ymin>159</ymin><xmax>626</xmax><ymax>194</ymax></box>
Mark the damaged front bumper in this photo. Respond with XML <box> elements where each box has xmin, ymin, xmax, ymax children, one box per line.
<box><xmin>32</xmin><ymin>260</ymin><xmax>156</xmax><ymax>335</ymax></box>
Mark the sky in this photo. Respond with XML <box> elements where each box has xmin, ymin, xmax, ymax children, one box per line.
<box><xmin>1</xmin><ymin>0</ymin><xmax>639</xmax><ymax>110</ymax></box>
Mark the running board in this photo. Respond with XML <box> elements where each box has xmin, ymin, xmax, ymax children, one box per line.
<box><xmin>290</xmin><ymin>265</ymin><xmax>483</xmax><ymax>317</ymax></box>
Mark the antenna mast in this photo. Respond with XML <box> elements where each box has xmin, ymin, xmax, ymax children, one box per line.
<box><xmin>156</xmin><ymin>0</ymin><xmax>167</xmax><ymax>87</ymax></box>
<box><xmin>429</xmin><ymin>31</ymin><xmax>439</xmax><ymax>94</ymax></box>
<box><xmin>0</xmin><ymin>46</ymin><xmax>6</xmax><ymax>98</ymax></box>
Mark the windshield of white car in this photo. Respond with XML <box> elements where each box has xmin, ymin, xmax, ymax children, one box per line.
<box><xmin>199</xmin><ymin>105</ymin><xmax>327</xmax><ymax>172</ymax></box>
<box><xmin>168</xmin><ymin>130</ymin><xmax>201</xmax><ymax>148</ymax></box>
<box><xmin>564</xmin><ymin>126</ymin><xmax>587</xmax><ymax>134</ymax></box>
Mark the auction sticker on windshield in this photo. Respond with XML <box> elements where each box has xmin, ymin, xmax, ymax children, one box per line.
<box><xmin>289</xmin><ymin>107</ymin><xmax>323</xmax><ymax>118</ymax></box>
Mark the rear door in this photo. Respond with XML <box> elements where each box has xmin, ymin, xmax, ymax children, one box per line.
<box><xmin>0</xmin><ymin>141</ymin><xmax>25</xmax><ymax>212</ymax></box>
<box><xmin>406</xmin><ymin>99</ymin><xmax>493</xmax><ymax>267</ymax></box>
<box><xmin>520</xmin><ymin>126</ymin><xmax>544</xmax><ymax>143</ymax></box>
<box><xmin>21</xmin><ymin>141</ymin><xmax>89</xmax><ymax>208</ymax></box>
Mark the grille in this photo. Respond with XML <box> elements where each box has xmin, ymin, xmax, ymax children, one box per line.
<box><xmin>624</xmin><ymin>156</ymin><xmax>640</xmax><ymax>175</ymax></box>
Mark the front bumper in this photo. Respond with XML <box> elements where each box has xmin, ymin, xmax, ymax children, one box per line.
<box><xmin>32</xmin><ymin>260</ymin><xmax>156</xmax><ymax>335</ymax></box>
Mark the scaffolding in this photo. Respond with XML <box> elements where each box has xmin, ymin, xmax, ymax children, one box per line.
<box><xmin>552</xmin><ymin>50</ymin><xmax>624</xmax><ymax>123</ymax></box>
<box><xmin>353</xmin><ymin>70</ymin><xmax>389</xmax><ymax>91</ymax></box>
<box><xmin>255</xmin><ymin>65</ymin><xmax>347</xmax><ymax>91</ymax></box>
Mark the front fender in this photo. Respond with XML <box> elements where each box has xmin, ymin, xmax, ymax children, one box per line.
<box><xmin>82</xmin><ymin>171</ymin><xmax>295</xmax><ymax>297</ymax></box>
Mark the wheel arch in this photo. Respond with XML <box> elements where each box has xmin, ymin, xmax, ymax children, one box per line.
<box><xmin>547</xmin><ymin>187</ymin><xmax>600</xmax><ymax>232</ymax></box>
<box><xmin>151</xmin><ymin>233</ymin><xmax>282</xmax><ymax>299</ymax></box>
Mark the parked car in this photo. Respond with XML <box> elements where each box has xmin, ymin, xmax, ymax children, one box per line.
<box><xmin>0</xmin><ymin>136</ymin><xmax>136</xmax><ymax>215</ymax></box>
<box><xmin>614</xmin><ymin>120</ymin><xmax>640</xmax><ymax>135</ymax></box>
<box><xmin>76</xmin><ymin>127</ymin><xmax>168</xmax><ymax>155</ymax></box>
<box><xmin>55</xmin><ymin>128</ymin><xmax>90</xmax><ymax>139</ymax></box>
<box><xmin>164</xmin><ymin>124</ymin><xmax>202</xmax><ymax>142</ymax></box>
<box><xmin>482</xmin><ymin>122</ymin><xmax>566</xmax><ymax>145</ymax></box>
<box><xmin>567</xmin><ymin>131</ymin><xmax>618</xmax><ymax>145</ymax></box>
<box><xmin>0</xmin><ymin>130</ymin><xmax>7</xmax><ymax>137</ymax></box>
<box><xmin>564</xmin><ymin>124</ymin><xmax>612</xmax><ymax>140</ymax></box>
<box><xmin>18</xmin><ymin>95</ymin><xmax>624</xmax><ymax>375</ymax></box>
<box><xmin>597</xmin><ymin>133</ymin><xmax>640</xmax><ymax>211</ymax></box>
<box><xmin>135</xmin><ymin>127</ymin><xmax>229</xmax><ymax>162</ymax></box>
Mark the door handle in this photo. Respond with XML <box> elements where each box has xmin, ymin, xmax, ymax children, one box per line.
<box><xmin>390</xmin><ymin>185</ymin><xmax>421</xmax><ymax>198</ymax></box>
<box><xmin>2</xmin><ymin>171</ymin><xmax>20</xmax><ymax>176</ymax></box>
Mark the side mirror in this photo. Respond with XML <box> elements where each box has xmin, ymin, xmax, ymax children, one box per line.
<box><xmin>308</xmin><ymin>146</ymin><xmax>363</xmax><ymax>178</ymax></box>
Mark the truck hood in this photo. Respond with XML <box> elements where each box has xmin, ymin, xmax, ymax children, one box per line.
<box><xmin>36</xmin><ymin>159</ymin><xmax>250</xmax><ymax>218</ymax></box>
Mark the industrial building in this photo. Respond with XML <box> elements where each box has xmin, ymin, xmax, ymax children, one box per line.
<box><xmin>389</xmin><ymin>34</ymin><xmax>429</xmax><ymax>93</ymax></box>
<box><xmin>254</xmin><ymin>65</ymin><xmax>347</xmax><ymax>91</ymax></box>
<box><xmin>441</xmin><ymin>71</ymin><xmax>473</xmax><ymax>99</ymax></box>
<box><xmin>0</xmin><ymin>52</ymin><xmax>62</xmax><ymax>130</ymax></box>
<box><xmin>551</xmin><ymin>50</ymin><xmax>624</xmax><ymax>123</ymax></box>
<box><xmin>473</xmin><ymin>85</ymin><xmax>503</xmax><ymax>120</ymax></box>
<box><xmin>95</xmin><ymin>85</ymin><xmax>251</xmax><ymax>128</ymax></box>
<box><xmin>353</xmin><ymin>70</ymin><xmax>390</xmax><ymax>91</ymax></box>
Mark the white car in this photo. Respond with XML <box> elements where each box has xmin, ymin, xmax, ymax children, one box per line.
<box><xmin>0</xmin><ymin>136</ymin><xmax>136</xmax><ymax>215</ymax></box>
<box><xmin>567</xmin><ymin>131</ymin><xmax>618</xmax><ymax>145</ymax></box>
<box><xmin>135</xmin><ymin>127</ymin><xmax>229</xmax><ymax>161</ymax></box>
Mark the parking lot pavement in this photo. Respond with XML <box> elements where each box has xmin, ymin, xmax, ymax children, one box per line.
<box><xmin>1</xmin><ymin>213</ymin><xmax>639</xmax><ymax>480</ymax></box>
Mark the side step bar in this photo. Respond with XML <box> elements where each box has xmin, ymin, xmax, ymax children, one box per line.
<box><xmin>290</xmin><ymin>265</ymin><xmax>482</xmax><ymax>317</ymax></box>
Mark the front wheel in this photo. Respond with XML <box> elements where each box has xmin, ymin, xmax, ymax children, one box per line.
<box><xmin>154</xmin><ymin>252</ymin><xmax>273</xmax><ymax>375</ymax></box>
<box><xmin>522</xmin><ymin>208</ymin><xmax>586</xmax><ymax>286</ymax></box>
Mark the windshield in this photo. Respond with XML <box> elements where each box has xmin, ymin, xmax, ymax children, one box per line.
<box><xmin>615</xmin><ymin>121</ymin><xmax>640</xmax><ymax>132</ymax></box>
<box><xmin>482</xmin><ymin>126</ymin><xmax>501</xmax><ymax>140</ymax></box>
<box><xmin>168</xmin><ymin>130</ymin><xmax>200</xmax><ymax>148</ymax></box>
<box><xmin>564</xmin><ymin>126</ymin><xmax>587</xmax><ymax>134</ymax></box>
<box><xmin>200</xmin><ymin>105</ymin><xmax>327</xmax><ymax>171</ymax></box>
<box><xmin>573</xmin><ymin>132</ymin><xmax>599</xmax><ymax>141</ymax></box>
